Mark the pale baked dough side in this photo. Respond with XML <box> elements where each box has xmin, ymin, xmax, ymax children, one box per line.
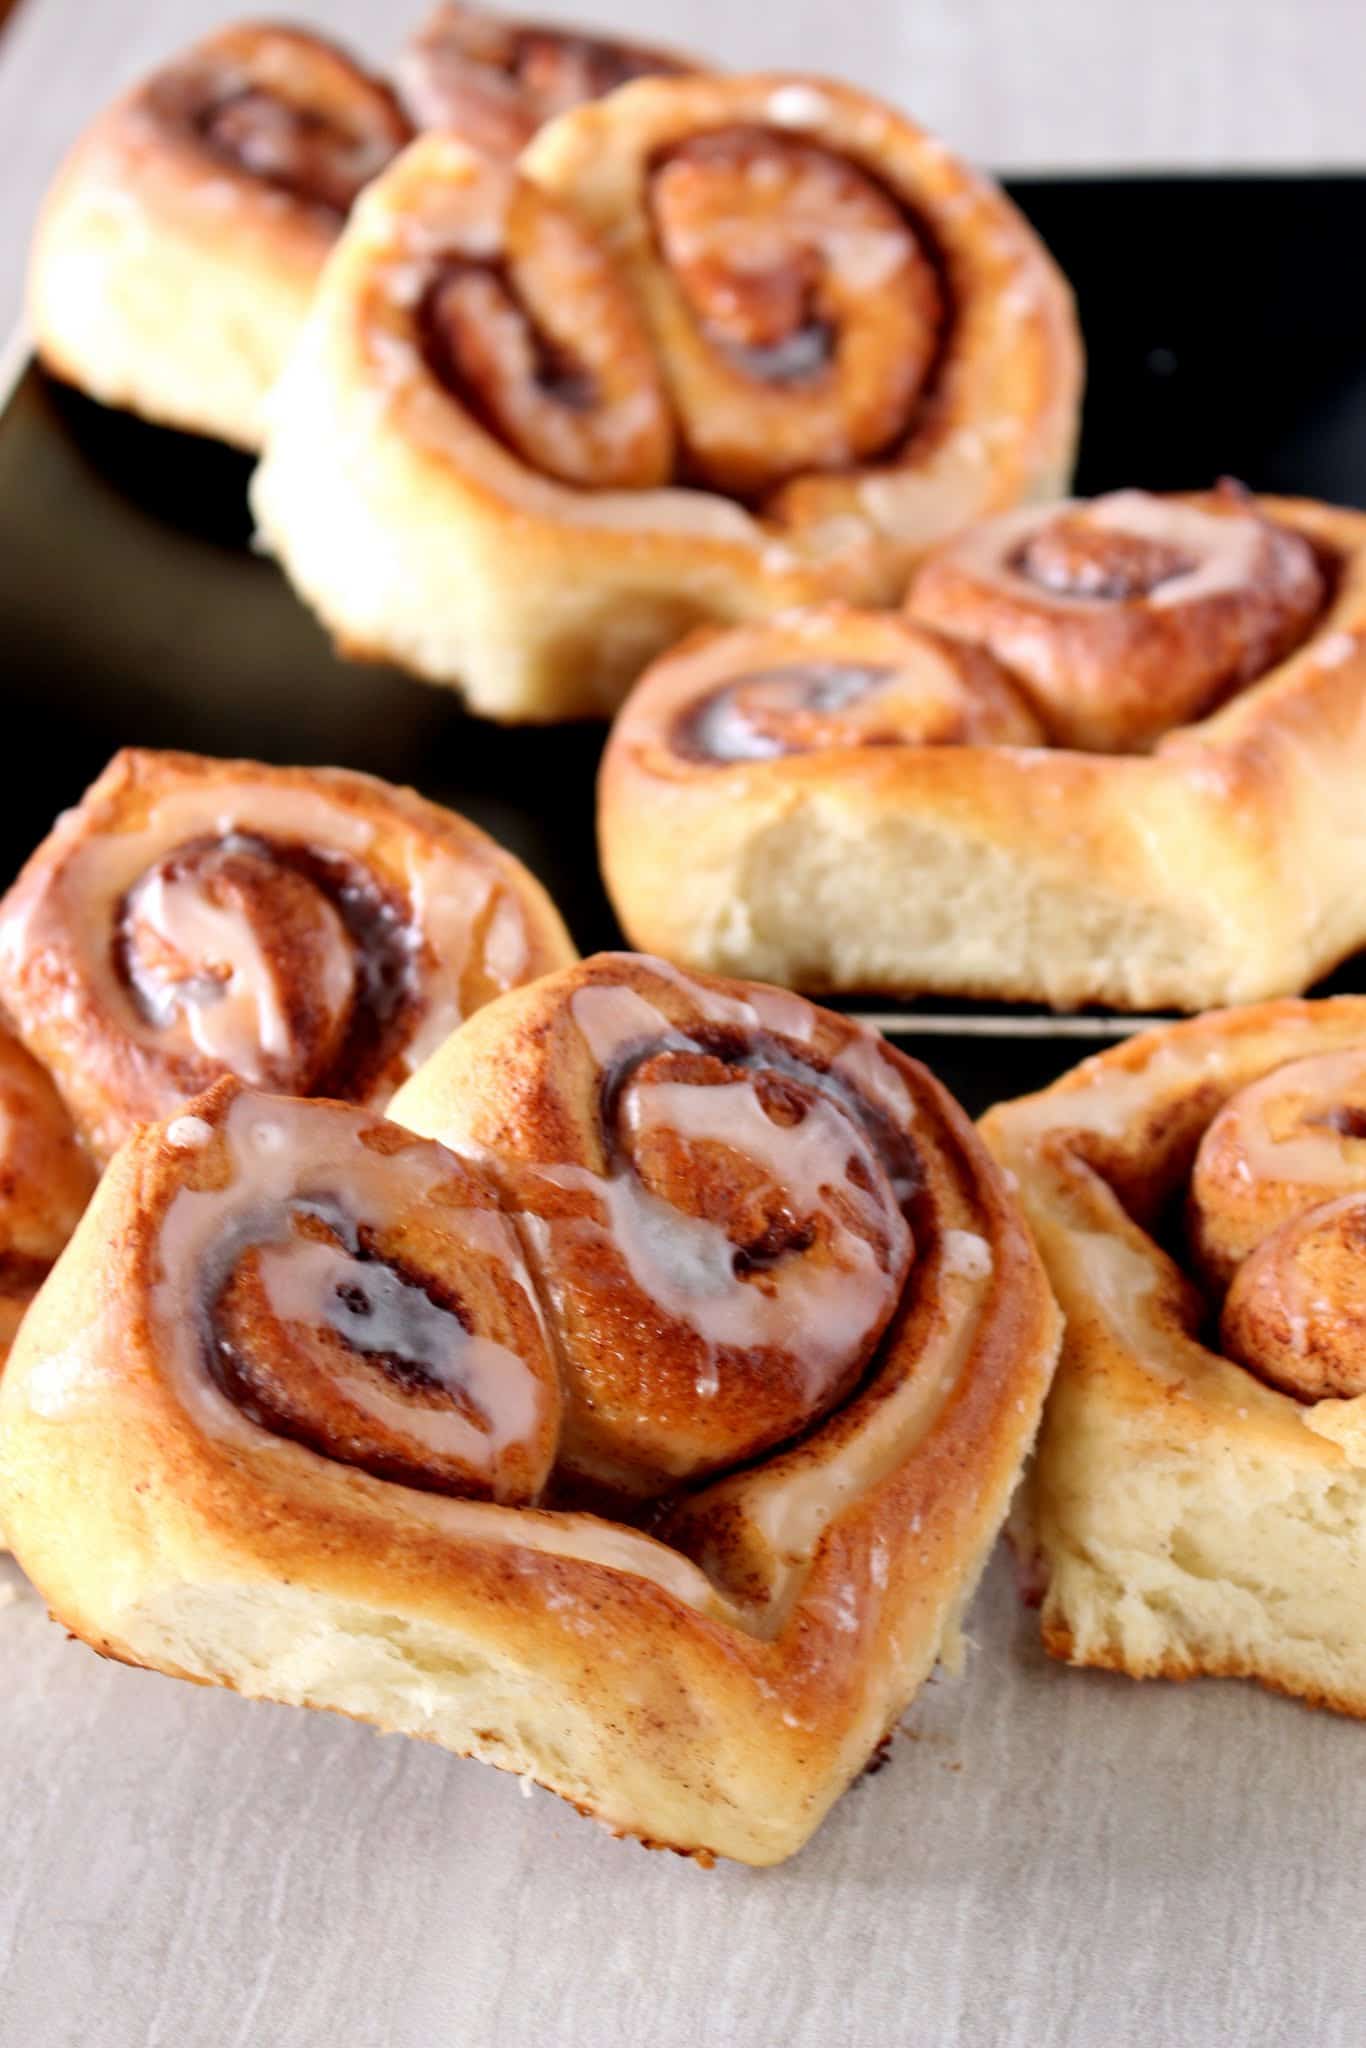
<box><xmin>985</xmin><ymin>998</ymin><xmax>1366</xmax><ymax>1711</ymax></box>
<box><xmin>600</xmin><ymin>499</ymin><xmax>1366</xmax><ymax>1011</ymax></box>
<box><xmin>2</xmin><ymin>996</ymin><xmax>1060</xmax><ymax>1865</ymax></box>
<box><xmin>29</xmin><ymin>107</ymin><xmax>334</xmax><ymax>450</ymax></box>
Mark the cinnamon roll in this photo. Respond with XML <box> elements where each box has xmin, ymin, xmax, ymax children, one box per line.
<box><xmin>28</xmin><ymin>23</ymin><xmax>410</xmax><ymax>449</ymax></box>
<box><xmin>0</xmin><ymin>1030</ymin><xmax>94</xmax><ymax>1371</ymax></box>
<box><xmin>600</xmin><ymin>490</ymin><xmax>1366</xmax><ymax>1012</ymax></box>
<box><xmin>908</xmin><ymin>482</ymin><xmax>1326</xmax><ymax>752</ymax></box>
<box><xmin>0</xmin><ymin>749</ymin><xmax>575</xmax><ymax>1161</ymax></box>
<box><xmin>395</xmin><ymin>2</ymin><xmax>697</xmax><ymax>153</ymax></box>
<box><xmin>0</xmin><ymin>954</ymin><xmax>1059</xmax><ymax>1865</ymax></box>
<box><xmin>250</xmin><ymin>72</ymin><xmax>1081</xmax><ymax>722</ymax></box>
<box><xmin>984</xmin><ymin>998</ymin><xmax>1366</xmax><ymax>1714</ymax></box>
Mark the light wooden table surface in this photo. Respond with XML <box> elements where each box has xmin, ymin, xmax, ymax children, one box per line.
<box><xmin>1</xmin><ymin>5</ymin><xmax>1365</xmax><ymax>2047</ymax></box>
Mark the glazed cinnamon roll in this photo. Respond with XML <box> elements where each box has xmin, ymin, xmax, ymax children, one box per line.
<box><xmin>250</xmin><ymin>71</ymin><xmax>1081</xmax><ymax>722</ymax></box>
<box><xmin>28</xmin><ymin>23</ymin><xmax>410</xmax><ymax>449</ymax></box>
<box><xmin>600</xmin><ymin>491</ymin><xmax>1366</xmax><ymax>1012</ymax></box>
<box><xmin>395</xmin><ymin>2</ymin><xmax>697</xmax><ymax>153</ymax></box>
<box><xmin>0</xmin><ymin>954</ymin><xmax>1059</xmax><ymax>1865</ymax></box>
<box><xmin>985</xmin><ymin>998</ymin><xmax>1366</xmax><ymax>1715</ymax></box>
<box><xmin>0</xmin><ymin>1030</ymin><xmax>94</xmax><ymax>1371</ymax></box>
<box><xmin>907</xmin><ymin>483</ymin><xmax>1326</xmax><ymax>752</ymax></box>
<box><xmin>0</xmin><ymin>749</ymin><xmax>575</xmax><ymax>1161</ymax></box>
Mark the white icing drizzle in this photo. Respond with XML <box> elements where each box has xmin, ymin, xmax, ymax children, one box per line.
<box><xmin>151</xmin><ymin>1093</ymin><xmax>555</xmax><ymax>1500</ymax></box>
<box><xmin>1313</xmin><ymin>630</ymin><xmax>1357</xmax><ymax>668</ymax></box>
<box><xmin>941</xmin><ymin>1228</ymin><xmax>993</xmax><ymax>1280</ymax></box>
<box><xmin>502</xmin><ymin>967</ymin><xmax>916</xmax><ymax>1409</ymax></box>
<box><xmin>831</xmin><ymin>1031</ymin><xmax>915</xmax><ymax>1151</ymax></box>
<box><xmin>43</xmin><ymin>1208</ymin><xmax>725</xmax><ymax>1608</ymax></box>
<box><xmin>511</xmin><ymin>979</ymin><xmax>909</xmax><ymax>1397</ymax></box>
<box><xmin>728</xmin><ymin>1221</ymin><xmax>1004</xmax><ymax>1600</ymax></box>
<box><xmin>134</xmin><ymin>1090</ymin><xmax>730</xmax><ymax>1612</ymax></box>
<box><xmin>746</xmin><ymin>983</ymin><xmax>819</xmax><ymax>1045</ymax></box>
<box><xmin>164</xmin><ymin>1114</ymin><xmax>214</xmax><ymax>1151</ymax></box>
<box><xmin>945</xmin><ymin>490</ymin><xmax>1268</xmax><ymax>614</ymax></box>
<box><xmin>603</xmin><ymin>1070</ymin><xmax>901</xmax><ymax>1396</ymax></box>
<box><xmin>686</xmin><ymin>664</ymin><xmax>891</xmax><ymax>762</ymax></box>
<box><xmin>254</xmin><ymin>1234</ymin><xmax>540</xmax><ymax>1461</ymax></box>
<box><xmin>1</xmin><ymin>774</ymin><xmax>533</xmax><ymax>1104</ymax></box>
<box><xmin>125</xmin><ymin>860</ymin><xmax>353</xmax><ymax>1081</ymax></box>
<box><xmin>765</xmin><ymin>84</ymin><xmax>833</xmax><ymax>129</ymax></box>
<box><xmin>1205</xmin><ymin>1048</ymin><xmax>1366</xmax><ymax>1195</ymax></box>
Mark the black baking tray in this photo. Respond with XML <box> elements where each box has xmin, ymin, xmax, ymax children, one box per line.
<box><xmin>4</xmin><ymin>174</ymin><xmax>1366</xmax><ymax>1117</ymax></box>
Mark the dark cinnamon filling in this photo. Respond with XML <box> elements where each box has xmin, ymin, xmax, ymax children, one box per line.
<box><xmin>675</xmin><ymin>663</ymin><xmax>895</xmax><ymax>760</ymax></box>
<box><xmin>113</xmin><ymin>832</ymin><xmax>419</xmax><ymax>1100</ymax></box>
<box><xmin>646</xmin><ymin>125</ymin><xmax>951</xmax><ymax>493</ymax></box>
<box><xmin>723</xmin><ymin>321</ymin><xmax>835</xmax><ymax>385</ymax></box>
<box><xmin>511</xmin><ymin>28</ymin><xmax>689</xmax><ymax>106</ymax></box>
<box><xmin>199</xmin><ymin>87</ymin><xmax>389</xmax><ymax>215</ymax></box>
<box><xmin>203</xmin><ymin>1194</ymin><xmax>490</xmax><ymax>1492</ymax></box>
<box><xmin>1012</xmin><ymin>518</ymin><xmax>1198</xmax><ymax>600</ymax></box>
<box><xmin>1313</xmin><ymin>1105</ymin><xmax>1366</xmax><ymax>1141</ymax></box>
<box><xmin>598</xmin><ymin>1021</ymin><xmax>923</xmax><ymax>1213</ymax></box>
<box><xmin>419</xmin><ymin>263</ymin><xmax>603</xmax><ymax>468</ymax></box>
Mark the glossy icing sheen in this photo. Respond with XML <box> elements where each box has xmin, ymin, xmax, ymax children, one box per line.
<box><xmin>152</xmin><ymin>1092</ymin><xmax>558</xmax><ymax>1502</ymax></box>
<box><xmin>995</xmin><ymin>1008</ymin><xmax>1366</xmax><ymax>1446</ymax></box>
<box><xmin>397</xmin><ymin>957</ymin><xmax>1005</xmax><ymax>1618</ymax></box>
<box><xmin>0</xmin><ymin>773</ymin><xmax>534</xmax><ymax>1112</ymax></box>
<box><xmin>557</xmin><ymin>980</ymin><xmax>912</xmax><ymax>1393</ymax></box>
<box><xmin>128</xmin><ymin>1081</ymin><xmax>732</xmax><ymax>1609</ymax></box>
<box><xmin>680</xmin><ymin>663</ymin><xmax>893</xmax><ymax>760</ymax></box>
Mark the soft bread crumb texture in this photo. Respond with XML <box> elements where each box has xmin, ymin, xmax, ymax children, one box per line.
<box><xmin>119</xmin><ymin>1580</ymin><xmax>740</xmax><ymax>1849</ymax></box>
<box><xmin>697</xmin><ymin>802</ymin><xmax>1246</xmax><ymax>1011</ymax></box>
<box><xmin>101</xmin><ymin>1572</ymin><xmax>970</xmax><ymax>1865</ymax></box>
<box><xmin>985</xmin><ymin>997</ymin><xmax>1366</xmax><ymax>1712</ymax></box>
<box><xmin>1024</xmin><ymin>1413</ymin><xmax>1366</xmax><ymax>1709</ymax></box>
<box><xmin>31</xmin><ymin>158</ymin><xmax>315</xmax><ymax>449</ymax></box>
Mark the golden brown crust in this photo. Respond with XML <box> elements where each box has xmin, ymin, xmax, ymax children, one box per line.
<box><xmin>906</xmin><ymin>486</ymin><xmax>1326</xmax><ymax>752</ymax></box>
<box><xmin>598</xmin><ymin>493</ymin><xmax>1366</xmax><ymax>1011</ymax></box>
<box><xmin>28</xmin><ymin>23</ymin><xmax>410</xmax><ymax>448</ymax></box>
<box><xmin>0</xmin><ymin>954</ymin><xmax>1059</xmax><ymax>1864</ymax></box>
<box><xmin>985</xmin><ymin>997</ymin><xmax>1366</xmax><ymax>1714</ymax></box>
<box><xmin>0</xmin><ymin>1029</ymin><xmax>94</xmax><ymax>1371</ymax></box>
<box><xmin>249</xmin><ymin>72</ymin><xmax>1081</xmax><ymax>723</ymax></box>
<box><xmin>523</xmin><ymin>73</ymin><xmax>1082</xmax><ymax>568</ymax></box>
<box><xmin>1038</xmin><ymin>1615</ymin><xmax>1366</xmax><ymax>1719</ymax></box>
<box><xmin>0</xmin><ymin>748</ymin><xmax>576</xmax><ymax>1161</ymax></box>
<box><xmin>395</xmin><ymin>1</ymin><xmax>699</xmax><ymax>153</ymax></box>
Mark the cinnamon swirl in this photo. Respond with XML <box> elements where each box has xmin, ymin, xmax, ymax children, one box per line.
<box><xmin>985</xmin><ymin>998</ymin><xmax>1366</xmax><ymax>1714</ymax></box>
<box><xmin>0</xmin><ymin>954</ymin><xmax>1059</xmax><ymax>1865</ymax></box>
<box><xmin>28</xmin><ymin>22</ymin><xmax>410</xmax><ymax>449</ymax></box>
<box><xmin>600</xmin><ymin>490</ymin><xmax>1366</xmax><ymax>1011</ymax></box>
<box><xmin>250</xmin><ymin>72</ymin><xmax>1081</xmax><ymax>722</ymax></box>
<box><xmin>0</xmin><ymin>749</ymin><xmax>575</xmax><ymax>1161</ymax></box>
<box><xmin>395</xmin><ymin>2</ymin><xmax>697</xmax><ymax>153</ymax></box>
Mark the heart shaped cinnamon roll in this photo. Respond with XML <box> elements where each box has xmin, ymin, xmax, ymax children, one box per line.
<box><xmin>0</xmin><ymin>954</ymin><xmax>1059</xmax><ymax>1865</ymax></box>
